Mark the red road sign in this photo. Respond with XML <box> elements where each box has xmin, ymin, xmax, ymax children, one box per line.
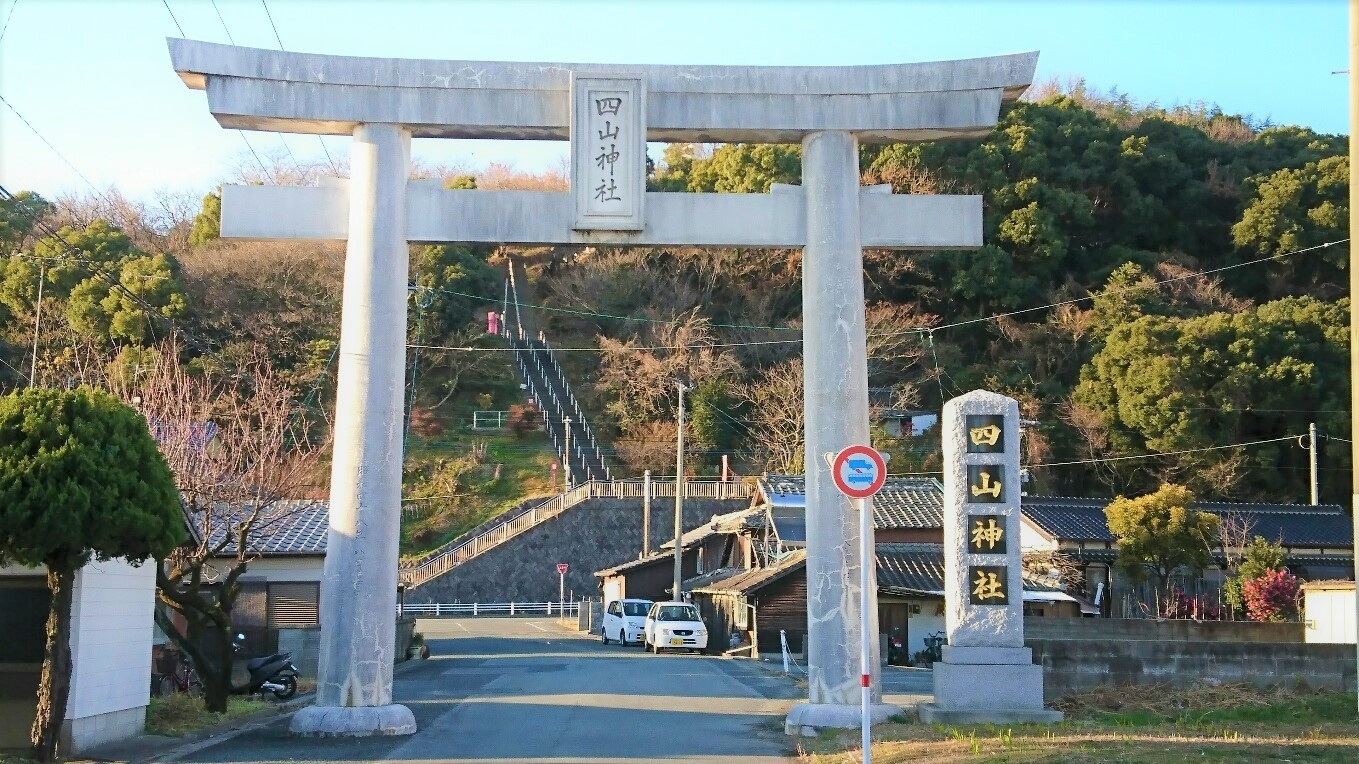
<box><xmin>557</xmin><ymin>563</ymin><xmax>569</xmax><ymax>575</ymax></box>
<box><xmin>831</xmin><ymin>445</ymin><xmax>887</xmax><ymax>499</ymax></box>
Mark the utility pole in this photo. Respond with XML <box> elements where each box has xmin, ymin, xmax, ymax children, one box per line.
<box><xmin>1348</xmin><ymin>0</ymin><xmax>1358</xmax><ymax>713</ymax></box>
<box><xmin>28</xmin><ymin>259</ymin><xmax>44</xmax><ymax>387</ymax></box>
<box><xmin>642</xmin><ymin>469</ymin><xmax>652</xmax><ymax>556</ymax></box>
<box><xmin>563</xmin><ymin>415</ymin><xmax>573</xmax><ymax>489</ymax></box>
<box><xmin>1309</xmin><ymin>422</ymin><xmax>1320</xmax><ymax>506</ymax></box>
<box><xmin>673</xmin><ymin>382</ymin><xmax>687</xmax><ymax>601</ymax></box>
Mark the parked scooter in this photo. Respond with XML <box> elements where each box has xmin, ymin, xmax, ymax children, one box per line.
<box><xmin>232</xmin><ymin>633</ymin><xmax>299</xmax><ymax>699</ymax></box>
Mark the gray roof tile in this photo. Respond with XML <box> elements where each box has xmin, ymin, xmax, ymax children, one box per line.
<box><xmin>196</xmin><ymin>500</ymin><xmax>329</xmax><ymax>556</ymax></box>
<box><xmin>1022</xmin><ymin>496</ymin><xmax>1353</xmax><ymax>548</ymax></box>
<box><xmin>758</xmin><ymin>475</ymin><xmax>944</xmax><ymax>529</ymax></box>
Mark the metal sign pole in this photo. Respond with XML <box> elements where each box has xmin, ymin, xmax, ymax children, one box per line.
<box><xmin>859</xmin><ymin>495</ymin><xmax>872</xmax><ymax>764</ymax></box>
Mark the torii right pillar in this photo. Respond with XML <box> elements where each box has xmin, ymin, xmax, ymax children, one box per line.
<box><xmin>787</xmin><ymin>131</ymin><xmax>903</xmax><ymax>733</ymax></box>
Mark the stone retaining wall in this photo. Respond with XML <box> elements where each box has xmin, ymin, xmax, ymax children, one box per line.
<box><xmin>405</xmin><ymin>498</ymin><xmax>746</xmax><ymax>603</ymax></box>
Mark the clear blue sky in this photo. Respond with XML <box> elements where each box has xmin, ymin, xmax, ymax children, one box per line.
<box><xmin>0</xmin><ymin>0</ymin><xmax>1349</xmax><ymax>201</ymax></box>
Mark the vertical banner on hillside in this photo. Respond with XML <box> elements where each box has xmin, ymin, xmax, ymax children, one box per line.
<box><xmin>571</xmin><ymin>75</ymin><xmax>646</xmax><ymax>231</ymax></box>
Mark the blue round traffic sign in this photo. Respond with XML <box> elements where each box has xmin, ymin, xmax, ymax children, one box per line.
<box><xmin>831</xmin><ymin>445</ymin><xmax>887</xmax><ymax>499</ymax></box>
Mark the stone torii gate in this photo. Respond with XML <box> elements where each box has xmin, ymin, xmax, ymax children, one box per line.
<box><xmin>168</xmin><ymin>38</ymin><xmax>1035</xmax><ymax>736</ymax></box>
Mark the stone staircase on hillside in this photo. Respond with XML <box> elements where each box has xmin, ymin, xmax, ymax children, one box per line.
<box><xmin>397</xmin><ymin>479</ymin><xmax>751</xmax><ymax>589</ymax></box>
<box><xmin>501</xmin><ymin>261</ymin><xmax>610</xmax><ymax>484</ymax></box>
<box><xmin>514</xmin><ymin>337</ymin><xmax>609</xmax><ymax>482</ymax></box>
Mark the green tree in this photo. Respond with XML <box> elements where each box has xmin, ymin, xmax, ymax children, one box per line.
<box><xmin>1224</xmin><ymin>535</ymin><xmax>1287</xmax><ymax>613</ymax></box>
<box><xmin>1232</xmin><ymin>155</ymin><xmax>1348</xmax><ymax>296</ymax></box>
<box><xmin>10</xmin><ymin>221</ymin><xmax>190</xmax><ymax>347</ymax></box>
<box><xmin>1103</xmin><ymin>484</ymin><xmax>1219</xmax><ymax>593</ymax></box>
<box><xmin>0</xmin><ymin>190</ymin><xmax>51</xmax><ymax>253</ymax></box>
<box><xmin>1074</xmin><ymin>296</ymin><xmax>1350</xmax><ymax>500</ymax></box>
<box><xmin>444</xmin><ymin>174</ymin><xmax>478</xmax><ymax>190</ymax></box>
<box><xmin>0</xmin><ymin>387</ymin><xmax>182</xmax><ymax>761</ymax></box>
<box><xmin>188</xmin><ymin>191</ymin><xmax>222</xmax><ymax>246</ymax></box>
<box><xmin>652</xmin><ymin>143</ymin><xmax>801</xmax><ymax>192</ymax></box>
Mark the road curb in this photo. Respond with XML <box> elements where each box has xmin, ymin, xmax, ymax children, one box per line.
<box><xmin>76</xmin><ymin>658</ymin><xmax>431</xmax><ymax>764</ymax></box>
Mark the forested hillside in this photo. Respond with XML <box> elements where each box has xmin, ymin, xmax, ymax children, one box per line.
<box><xmin>0</xmin><ymin>83</ymin><xmax>1350</xmax><ymax>524</ymax></box>
<box><xmin>536</xmin><ymin>86</ymin><xmax>1352</xmax><ymax>504</ymax></box>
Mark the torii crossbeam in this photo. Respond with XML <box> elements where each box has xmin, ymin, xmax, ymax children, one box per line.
<box><xmin>168</xmin><ymin>38</ymin><xmax>1035</xmax><ymax>737</ymax></box>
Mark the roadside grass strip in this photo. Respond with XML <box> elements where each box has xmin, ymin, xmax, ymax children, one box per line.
<box><xmin>144</xmin><ymin>693</ymin><xmax>271</xmax><ymax>737</ymax></box>
<box><xmin>797</xmin><ymin>684</ymin><xmax>1359</xmax><ymax>763</ymax></box>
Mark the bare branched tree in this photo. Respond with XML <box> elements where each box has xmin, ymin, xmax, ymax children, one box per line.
<box><xmin>1217</xmin><ymin>511</ymin><xmax>1257</xmax><ymax>577</ymax></box>
<box><xmin>739</xmin><ymin>358</ymin><xmax>805</xmax><ymax>474</ymax></box>
<box><xmin>111</xmin><ymin>345</ymin><xmax>327</xmax><ymax>712</ymax></box>
<box><xmin>863</xmin><ymin>302</ymin><xmax>937</xmax><ymax>382</ymax></box>
<box><xmin>595</xmin><ymin>310</ymin><xmax>739</xmax><ymax>430</ymax></box>
<box><xmin>1021</xmin><ymin>550</ymin><xmax>1086</xmax><ymax>593</ymax></box>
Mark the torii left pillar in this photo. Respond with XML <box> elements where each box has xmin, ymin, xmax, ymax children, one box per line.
<box><xmin>290</xmin><ymin>123</ymin><xmax>418</xmax><ymax>736</ymax></box>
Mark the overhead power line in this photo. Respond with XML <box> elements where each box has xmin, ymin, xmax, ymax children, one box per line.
<box><xmin>0</xmin><ymin>0</ymin><xmax>20</xmax><ymax>45</ymax></box>
<box><xmin>161</xmin><ymin>0</ymin><xmax>184</xmax><ymax>36</ymax></box>
<box><xmin>259</xmin><ymin>0</ymin><xmax>339</xmax><ymax>173</ymax></box>
<box><xmin>0</xmin><ymin>94</ymin><xmax>103</xmax><ymax>195</ymax></box>
<box><xmin>410</xmin><ymin>236</ymin><xmax>1343</xmax><ymax>349</ymax></box>
<box><xmin>916</xmin><ymin>239</ymin><xmax>1349</xmax><ymax>336</ymax></box>
<box><xmin>0</xmin><ymin>184</ymin><xmax>215</xmax><ymax>354</ymax></box>
<box><xmin>1026</xmin><ymin>434</ymin><xmax>1300</xmax><ymax>469</ymax></box>
<box><xmin>887</xmin><ymin>433</ymin><xmax>1307</xmax><ymax>477</ymax></box>
<box><xmin>208</xmin><ymin>0</ymin><xmax>235</xmax><ymax>44</ymax></box>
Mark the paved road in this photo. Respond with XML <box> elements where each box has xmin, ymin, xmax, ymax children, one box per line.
<box><xmin>175</xmin><ymin>617</ymin><xmax>802</xmax><ymax>764</ymax></box>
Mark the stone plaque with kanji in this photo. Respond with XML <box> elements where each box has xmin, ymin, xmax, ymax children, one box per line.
<box><xmin>571</xmin><ymin>76</ymin><xmax>646</xmax><ymax>231</ymax></box>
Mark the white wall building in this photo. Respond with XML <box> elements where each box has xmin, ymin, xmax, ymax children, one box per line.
<box><xmin>0</xmin><ymin>558</ymin><xmax>156</xmax><ymax>753</ymax></box>
<box><xmin>1303</xmin><ymin>580</ymin><xmax>1357</xmax><ymax>644</ymax></box>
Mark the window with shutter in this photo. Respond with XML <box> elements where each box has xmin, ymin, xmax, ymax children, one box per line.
<box><xmin>267</xmin><ymin>582</ymin><xmax>320</xmax><ymax>628</ymax></box>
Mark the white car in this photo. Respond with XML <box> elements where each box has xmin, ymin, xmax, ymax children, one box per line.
<box><xmin>600</xmin><ymin>598</ymin><xmax>652</xmax><ymax>646</ymax></box>
<box><xmin>643</xmin><ymin>601</ymin><xmax>708</xmax><ymax>653</ymax></box>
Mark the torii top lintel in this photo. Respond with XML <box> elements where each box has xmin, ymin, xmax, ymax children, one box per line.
<box><xmin>168</xmin><ymin>38</ymin><xmax>1037</xmax><ymax>143</ymax></box>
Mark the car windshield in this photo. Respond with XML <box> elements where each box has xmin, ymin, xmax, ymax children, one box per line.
<box><xmin>623</xmin><ymin>602</ymin><xmax>649</xmax><ymax>617</ymax></box>
<box><xmin>657</xmin><ymin>605</ymin><xmax>700</xmax><ymax>622</ymax></box>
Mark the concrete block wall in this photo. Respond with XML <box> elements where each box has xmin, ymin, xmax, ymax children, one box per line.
<box><xmin>276</xmin><ymin>629</ymin><xmax>321</xmax><ymax>677</ymax></box>
<box><xmin>1023</xmin><ymin>616</ymin><xmax>1304</xmax><ymax>643</ymax></box>
<box><xmin>406</xmin><ymin>498</ymin><xmax>745</xmax><ymax>603</ymax></box>
<box><xmin>1029</xmin><ymin>639</ymin><xmax>1357</xmax><ymax>699</ymax></box>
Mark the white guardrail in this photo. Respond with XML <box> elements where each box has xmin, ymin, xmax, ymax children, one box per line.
<box><xmin>402</xmin><ymin>602</ymin><xmax>581</xmax><ymax>617</ymax></box>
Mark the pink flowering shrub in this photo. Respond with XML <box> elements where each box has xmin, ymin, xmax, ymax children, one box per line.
<box><xmin>1242</xmin><ymin>569</ymin><xmax>1300</xmax><ymax>622</ymax></box>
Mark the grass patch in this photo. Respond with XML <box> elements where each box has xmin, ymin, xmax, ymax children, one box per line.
<box><xmin>798</xmin><ymin>685</ymin><xmax>1359</xmax><ymax>763</ymax></box>
<box><xmin>400</xmin><ymin>432</ymin><xmax>557</xmax><ymax>556</ymax></box>
<box><xmin>144</xmin><ymin>693</ymin><xmax>271</xmax><ymax>737</ymax></box>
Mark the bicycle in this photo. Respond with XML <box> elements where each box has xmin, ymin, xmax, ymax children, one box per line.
<box><xmin>153</xmin><ymin>650</ymin><xmax>202</xmax><ymax>697</ymax></box>
<box><xmin>923</xmin><ymin>631</ymin><xmax>946</xmax><ymax>663</ymax></box>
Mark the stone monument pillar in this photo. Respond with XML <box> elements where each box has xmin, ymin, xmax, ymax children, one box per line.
<box><xmin>785</xmin><ymin>131</ymin><xmax>900</xmax><ymax>734</ymax></box>
<box><xmin>291</xmin><ymin>123</ymin><xmax>418</xmax><ymax>736</ymax></box>
<box><xmin>919</xmin><ymin>390</ymin><xmax>1061</xmax><ymax>724</ymax></box>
